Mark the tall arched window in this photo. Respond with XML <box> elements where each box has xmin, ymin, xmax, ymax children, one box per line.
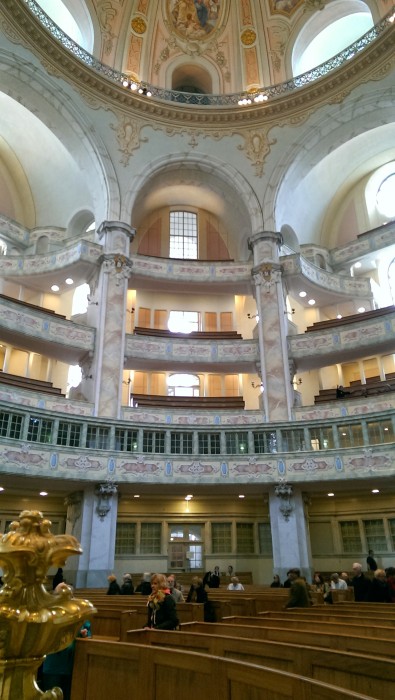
<box><xmin>36</xmin><ymin>0</ymin><xmax>94</xmax><ymax>51</ymax></box>
<box><xmin>168</xmin><ymin>373</ymin><xmax>200</xmax><ymax>397</ymax></box>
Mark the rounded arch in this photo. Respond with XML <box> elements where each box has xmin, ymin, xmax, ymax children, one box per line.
<box><xmin>171</xmin><ymin>63</ymin><xmax>213</xmax><ymax>94</ymax></box>
<box><xmin>67</xmin><ymin>209</ymin><xmax>95</xmax><ymax>238</ymax></box>
<box><xmin>0</xmin><ymin>52</ymin><xmax>121</xmax><ymax>227</ymax></box>
<box><xmin>162</xmin><ymin>54</ymin><xmax>222</xmax><ymax>93</ymax></box>
<box><xmin>36</xmin><ymin>0</ymin><xmax>97</xmax><ymax>53</ymax></box>
<box><xmin>122</xmin><ymin>154</ymin><xmax>264</xmax><ymax>261</ymax></box>
<box><xmin>287</xmin><ymin>0</ymin><xmax>373</xmax><ymax>77</ymax></box>
<box><xmin>0</xmin><ymin>135</ymin><xmax>35</xmax><ymax>228</ymax></box>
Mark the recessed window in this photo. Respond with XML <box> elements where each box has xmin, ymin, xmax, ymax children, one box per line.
<box><xmin>168</xmin><ymin>373</ymin><xmax>200</xmax><ymax>397</ymax></box>
<box><xmin>376</xmin><ymin>174</ymin><xmax>395</xmax><ymax>218</ymax></box>
<box><xmin>170</xmin><ymin>211</ymin><xmax>198</xmax><ymax>259</ymax></box>
<box><xmin>168</xmin><ymin>310</ymin><xmax>199</xmax><ymax>334</ymax></box>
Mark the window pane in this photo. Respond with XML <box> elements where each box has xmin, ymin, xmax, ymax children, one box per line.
<box><xmin>170</xmin><ymin>211</ymin><xmax>197</xmax><ymax>259</ymax></box>
<box><xmin>363</xmin><ymin>519</ymin><xmax>387</xmax><ymax>553</ymax></box>
<box><xmin>115</xmin><ymin>523</ymin><xmax>136</xmax><ymax>555</ymax></box>
<box><xmin>236</xmin><ymin>523</ymin><xmax>254</xmax><ymax>554</ymax></box>
<box><xmin>198</xmin><ymin>433</ymin><xmax>220</xmax><ymax>455</ymax></box>
<box><xmin>0</xmin><ymin>412</ymin><xmax>22</xmax><ymax>439</ymax></box>
<box><xmin>57</xmin><ymin>422</ymin><xmax>81</xmax><ymax>447</ymax></box>
<box><xmin>389</xmin><ymin>519</ymin><xmax>395</xmax><ymax>549</ymax></box>
<box><xmin>212</xmin><ymin>522</ymin><xmax>232</xmax><ymax>554</ymax></box>
<box><xmin>27</xmin><ymin>417</ymin><xmax>53</xmax><ymax>443</ymax></box>
<box><xmin>340</xmin><ymin>521</ymin><xmax>362</xmax><ymax>554</ymax></box>
<box><xmin>258</xmin><ymin>523</ymin><xmax>273</xmax><ymax>555</ymax></box>
<box><xmin>140</xmin><ymin>523</ymin><xmax>161</xmax><ymax>554</ymax></box>
<box><xmin>225</xmin><ymin>432</ymin><xmax>248</xmax><ymax>454</ymax></box>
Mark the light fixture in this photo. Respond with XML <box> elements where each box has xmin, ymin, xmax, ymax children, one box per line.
<box><xmin>308</xmin><ymin>299</ymin><xmax>316</xmax><ymax>305</ymax></box>
<box><xmin>357</xmin><ymin>307</ymin><xmax>366</xmax><ymax>313</ymax></box>
<box><xmin>253</xmin><ymin>93</ymin><xmax>268</xmax><ymax>103</ymax></box>
<box><xmin>327</xmin><ymin>492</ymin><xmax>334</xmax><ymax>497</ymax></box>
<box><xmin>299</xmin><ymin>291</ymin><xmax>307</xmax><ymax>298</ymax></box>
<box><xmin>251</xmin><ymin>382</ymin><xmax>264</xmax><ymax>390</ymax></box>
<box><xmin>336</xmin><ymin>314</ymin><xmax>342</xmax><ymax>319</ymax></box>
<box><xmin>284</xmin><ymin>308</ymin><xmax>295</xmax><ymax>315</ymax></box>
<box><xmin>51</xmin><ymin>285</ymin><xmax>59</xmax><ymax>292</ymax></box>
<box><xmin>39</xmin><ymin>491</ymin><xmax>48</xmax><ymax>496</ymax></box>
<box><xmin>65</xmin><ymin>278</ymin><xmax>74</xmax><ymax>285</ymax></box>
<box><xmin>0</xmin><ymin>487</ymin><xmax>4</xmax><ymax>492</ymax></box>
<box><xmin>247</xmin><ymin>313</ymin><xmax>259</xmax><ymax>320</ymax></box>
<box><xmin>239</xmin><ymin>494</ymin><xmax>245</xmax><ymax>499</ymax></box>
<box><xmin>134</xmin><ymin>494</ymin><xmax>140</xmax><ymax>498</ymax></box>
<box><xmin>185</xmin><ymin>494</ymin><xmax>193</xmax><ymax>501</ymax></box>
<box><xmin>372</xmin><ymin>489</ymin><xmax>380</xmax><ymax>494</ymax></box>
<box><xmin>354</xmin><ymin>262</ymin><xmax>362</xmax><ymax>269</ymax></box>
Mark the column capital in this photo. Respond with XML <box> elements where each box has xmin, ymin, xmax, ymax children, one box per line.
<box><xmin>97</xmin><ymin>220</ymin><xmax>136</xmax><ymax>242</ymax></box>
<box><xmin>248</xmin><ymin>230</ymin><xmax>283</xmax><ymax>251</ymax></box>
<box><xmin>251</xmin><ymin>262</ymin><xmax>282</xmax><ymax>292</ymax></box>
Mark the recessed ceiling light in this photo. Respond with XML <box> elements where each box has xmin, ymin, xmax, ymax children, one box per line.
<box><xmin>239</xmin><ymin>494</ymin><xmax>245</xmax><ymax>499</ymax></box>
<box><xmin>133</xmin><ymin>494</ymin><xmax>140</xmax><ymax>498</ymax></box>
<box><xmin>51</xmin><ymin>285</ymin><xmax>60</xmax><ymax>292</ymax></box>
<box><xmin>336</xmin><ymin>314</ymin><xmax>342</xmax><ymax>319</ymax></box>
<box><xmin>308</xmin><ymin>299</ymin><xmax>316</xmax><ymax>305</ymax></box>
<box><xmin>384</xmin><ymin>427</ymin><xmax>389</xmax><ymax>431</ymax></box>
<box><xmin>65</xmin><ymin>278</ymin><xmax>74</xmax><ymax>285</ymax></box>
<box><xmin>357</xmin><ymin>307</ymin><xmax>365</xmax><ymax>313</ymax></box>
<box><xmin>299</xmin><ymin>291</ymin><xmax>307</xmax><ymax>298</ymax></box>
<box><xmin>327</xmin><ymin>492</ymin><xmax>334</xmax><ymax>497</ymax></box>
<box><xmin>372</xmin><ymin>489</ymin><xmax>380</xmax><ymax>494</ymax></box>
<box><xmin>354</xmin><ymin>262</ymin><xmax>362</xmax><ymax>269</ymax></box>
<box><xmin>0</xmin><ymin>487</ymin><xmax>4</xmax><ymax>492</ymax></box>
<box><xmin>40</xmin><ymin>491</ymin><xmax>48</xmax><ymax>496</ymax></box>
<box><xmin>185</xmin><ymin>494</ymin><xmax>193</xmax><ymax>500</ymax></box>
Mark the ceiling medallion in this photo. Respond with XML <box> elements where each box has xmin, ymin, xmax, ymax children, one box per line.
<box><xmin>167</xmin><ymin>0</ymin><xmax>223</xmax><ymax>40</ymax></box>
<box><xmin>131</xmin><ymin>16</ymin><xmax>147</xmax><ymax>35</ymax></box>
<box><xmin>241</xmin><ymin>29</ymin><xmax>256</xmax><ymax>46</ymax></box>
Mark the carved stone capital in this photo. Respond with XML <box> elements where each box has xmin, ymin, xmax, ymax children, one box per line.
<box><xmin>95</xmin><ymin>482</ymin><xmax>118</xmax><ymax>520</ymax></box>
<box><xmin>274</xmin><ymin>480</ymin><xmax>294</xmax><ymax>521</ymax></box>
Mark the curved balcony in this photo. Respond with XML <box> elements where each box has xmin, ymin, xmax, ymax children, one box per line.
<box><xmin>0</xmin><ymin>401</ymin><xmax>393</xmax><ymax>489</ymax></box>
<box><xmin>289</xmin><ymin>307</ymin><xmax>395</xmax><ymax>371</ymax></box>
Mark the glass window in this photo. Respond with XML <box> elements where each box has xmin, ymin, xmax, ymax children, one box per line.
<box><xmin>340</xmin><ymin>521</ymin><xmax>362</xmax><ymax>554</ymax></box>
<box><xmin>140</xmin><ymin>523</ymin><xmax>161</xmax><ymax>554</ymax></box>
<box><xmin>168</xmin><ymin>311</ymin><xmax>199</xmax><ymax>334</ymax></box>
<box><xmin>0</xmin><ymin>411</ymin><xmax>22</xmax><ymax>439</ymax></box>
<box><xmin>115</xmin><ymin>522</ymin><xmax>136</xmax><ymax>556</ymax></box>
<box><xmin>337</xmin><ymin>424</ymin><xmax>364</xmax><ymax>448</ymax></box>
<box><xmin>280</xmin><ymin>429</ymin><xmax>305</xmax><ymax>452</ymax></box>
<box><xmin>376</xmin><ymin>173</ymin><xmax>395</xmax><ymax>218</ymax></box>
<box><xmin>363</xmin><ymin>519</ymin><xmax>387</xmax><ymax>553</ymax></box>
<box><xmin>389</xmin><ymin>519</ymin><xmax>395</xmax><ymax>549</ymax></box>
<box><xmin>258</xmin><ymin>523</ymin><xmax>273</xmax><ymax>555</ymax></box>
<box><xmin>198</xmin><ymin>433</ymin><xmax>220</xmax><ymax>454</ymax></box>
<box><xmin>212</xmin><ymin>522</ymin><xmax>232</xmax><ymax>554</ymax></box>
<box><xmin>27</xmin><ymin>417</ymin><xmax>53</xmax><ymax>443</ymax></box>
<box><xmin>169</xmin><ymin>211</ymin><xmax>198</xmax><ymax>259</ymax></box>
<box><xmin>86</xmin><ymin>425</ymin><xmax>110</xmax><ymax>449</ymax></box>
<box><xmin>142</xmin><ymin>430</ymin><xmax>166</xmax><ymax>453</ymax></box>
<box><xmin>308</xmin><ymin>425</ymin><xmax>334</xmax><ymax>450</ymax></box>
<box><xmin>168</xmin><ymin>371</ymin><xmax>200</xmax><ymax>396</ymax></box>
<box><xmin>236</xmin><ymin>523</ymin><xmax>254</xmax><ymax>554</ymax></box>
<box><xmin>170</xmin><ymin>432</ymin><xmax>193</xmax><ymax>454</ymax></box>
<box><xmin>253</xmin><ymin>430</ymin><xmax>277</xmax><ymax>454</ymax></box>
<box><xmin>115</xmin><ymin>428</ymin><xmax>138</xmax><ymax>452</ymax></box>
<box><xmin>367</xmin><ymin>420</ymin><xmax>394</xmax><ymax>445</ymax></box>
<box><xmin>225</xmin><ymin>432</ymin><xmax>248</xmax><ymax>454</ymax></box>
<box><xmin>57</xmin><ymin>421</ymin><xmax>81</xmax><ymax>447</ymax></box>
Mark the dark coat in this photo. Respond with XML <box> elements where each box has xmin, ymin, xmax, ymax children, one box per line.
<box><xmin>285</xmin><ymin>577</ymin><xmax>311</xmax><ymax>608</ymax></box>
<box><xmin>136</xmin><ymin>581</ymin><xmax>152</xmax><ymax>595</ymax></box>
<box><xmin>146</xmin><ymin>593</ymin><xmax>179</xmax><ymax>629</ymax></box>
<box><xmin>367</xmin><ymin>578</ymin><xmax>391</xmax><ymax>603</ymax></box>
<box><xmin>350</xmin><ymin>573</ymin><xmax>371</xmax><ymax>602</ymax></box>
<box><xmin>120</xmin><ymin>580</ymin><xmax>134</xmax><ymax>595</ymax></box>
<box><xmin>106</xmin><ymin>580</ymin><xmax>121</xmax><ymax>595</ymax></box>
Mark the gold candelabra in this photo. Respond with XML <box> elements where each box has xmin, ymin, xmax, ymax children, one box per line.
<box><xmin>0</xmin><ymin>510</ymin><xmax>96</xmax><ymax>699</ymax></box>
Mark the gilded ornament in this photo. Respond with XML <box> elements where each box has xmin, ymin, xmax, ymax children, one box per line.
<box><xmin>241</xmin><ymin>29</ymin><xmax>256</xmax><ymax>46</ymax></box>
<box><xmin>131</xmin><ymin>16</ymin><xmax>147</xmax><ymax>34</ymax></box>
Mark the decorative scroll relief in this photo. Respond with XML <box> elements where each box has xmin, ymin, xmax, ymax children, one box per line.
<box><xmin>252</xmin><ymin>263</ymin><xmax>282</xmax><ymax>293</ymax></box>
<box><xmin>110</xmin><ymin>113</ymin><xmax>148</xmax><ymax>166</ymax></box>
<box><xmin>95</xmin><ymin>480</ymin><xmax>118</xmax><ymax>520</ymax></box>
<box><xmin>102</xmin><ymin>253</ymin><xmax>133</xmax><ymax>284</ymax></box>
<box><xmin>274</xmin><ymin>479</ymin><xmax>294</xmax><ymax>521</ymax></box>
<box><xmin>238</xmin><ymin>129</ymin><xmax>277</xmax><ymax>177</ymax></box>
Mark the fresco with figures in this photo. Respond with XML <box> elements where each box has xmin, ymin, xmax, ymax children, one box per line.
<box><xmin>168</xmin><ymin>0</ymin><xmax>222</xmax><ymax>39</ymax></box>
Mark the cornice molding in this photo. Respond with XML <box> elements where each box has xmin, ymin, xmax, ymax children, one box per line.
<box><xmin>1</xmin><ymin>0</ymin><xmax>394</xmax><ymax>131</ymax></box>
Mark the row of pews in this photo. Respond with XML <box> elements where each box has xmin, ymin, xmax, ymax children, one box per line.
<box><xmin>130</xmin><ymin>393</ymin><xmax>245</xmax><ymax>410</ymax></box>
<box><xmin>0</xmin><ymin>370</ymin><xmax>65</xmax><ymax>396</ymax></box>
<box><xmin>314</xmin><ymin>374</ymin><xmax>395</xmax><ymax>404</ymax></box>
<box><xmin>69</xmin><ymin>587</ymin><xmax>394</xmax><ymax>699</ymax></box>
<box><xmin>305</xmin><ymin>305</ymin><xmax>395</xmax><ymax>332</ymax></box>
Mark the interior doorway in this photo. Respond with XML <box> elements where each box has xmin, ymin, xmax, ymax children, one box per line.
<box><xmin>168</xmin><ymin>523</ymin><xmax>203</xmax><ymax>571</ymax></box>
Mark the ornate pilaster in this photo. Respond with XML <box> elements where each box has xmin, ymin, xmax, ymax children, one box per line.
<box><xmin>269</xmin><ymin>484</ymin><xmax>313</xmax><ymax>583</ymax></box>
<box><xmin>248</xmin><ymin>231</ymin><xmax>293</xmax><ymax>421</ymax></box>
<box><xmin>88</xmin><ymin>221</ymin><xmax>135</xmax><ymax>418</ymax></box>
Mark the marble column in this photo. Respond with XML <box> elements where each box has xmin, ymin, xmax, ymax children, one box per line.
<box><xmin>269</xmin><ymin>483</ymin><xmax>313</xmax><ymax>584</ymax></box>
<box><xmin>86</xmin><ymin>221</ymin><xmax>135</xmax><ymax>418</ymax></box>
<box><xmin>248</xmin><ymin>231</ymin><xmax>293</xmax><ymax>421</ymax></box>
<box><xmin>64</xmin><ymin>483</ymin><xmax>119</xmax><ymax>588</ymax></box>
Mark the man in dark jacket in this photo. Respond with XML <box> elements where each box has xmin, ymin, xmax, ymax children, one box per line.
<box><xmin>350</xmin><ymin>562</ymin><xmax>371</xmax><ymax>601</ymax></box>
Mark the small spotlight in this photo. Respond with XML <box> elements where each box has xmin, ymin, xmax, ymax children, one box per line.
<box><xmin>327</xmin><ymin>492</ymin><xmax>334</xmax><ymax>497</ymax></box>
<box><xmin>299</xmin><ymin>291</ymin><xmax>307</xmax><ymax>298</ymax></box>
<box><xmin>134</xmin><ymin>494</ymin><xmax>140</xmax><ymax>498</ymax></box>
<box><xmin>308</xmin><ymin>299</ymin><xmax>316</xmax><ymax>305</ymax></box>
<box><xmin>336</xmin><ymin>314</ymin><xmax>342</xmax><ymax>319</ymax></box>
<box><xmin>130</xmin><ymin>82</ymin><xmax>138</xmax><ymax>91</ymax></box>
<box><xmin>0</xmin><ymin>487</ymin><xmax>4</xmax><ymax>492</ymax></box>
<box><xmin>51</xmin><ymin>285</ymin><xmax>60</xmax><ymax>292</ymax></box>
<box><xmin>239</xmin><ymin>494</ymin><xmax>245</xmax><ymax>499</ymax></box>
<box><xmin>372</xmin><ymin>489</ymin><xmax>380</xmax><ymax>494</ymax></box>
<box><xmin>357</xmin><ymin>307</ymin><xmax>366</xmax><ymax>313</ymax></box>
<box><xmin>40</xmin><ymin>491</ymin><xmax>48</xmax><ymax>496</ymax></box>
<box><xmin>354</xmin><ymin>262</ymin><xmax>362</xmax><ymax>269</ymax></box>
<box><xmin>65</xmin><ymin>278</ymin><xmax>73</xmax><ymax>285</ymax></box>
<box><xmin>122</xmin><ymin>79</ymin><xmax>129</xmax><ymax>87</ymax></box>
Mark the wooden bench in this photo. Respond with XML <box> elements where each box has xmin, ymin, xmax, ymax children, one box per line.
<box><xmin>125</xmin><ymin>628</ymin><xmax>395</xmax><ymax>700</ymax></box>
<box><xmin>179</xmin><ymin>621</ymin><xmax>395</xmax><ymax>658</ymax></box>
<box><xmin>0</xmin><ymin>292</ymin><xmax>67</xmax><ymax>319</ymax></box>
<box><xmin>71</xmin><ymin>638</ymin><xmax>376</xmax><ymax>700</ymax></box>
<box><xmin>0</xmin><ymin>371</ymin><xmax>65</xmax><ymax>396</ymax></box>
<box><xmin>306</xmin><ymin>305</ymin><xmax>395</xmax><ymax>332</ymax></box>
<box><xmin>224</xmin><ymin>614</ymin><xmax>395</xmax><ymax>639</ymax></box>
<box><xmin>86</xmin><ymin>602</ymin><xmax>205</xmax><ymax>638</ymax></box>
<box><xmin>133</xmin><ymin>326</ymin><xmax>242</xmax><ymax>340</ymax></box>
<box><xmin>130</xmin><ymin>393</ymin><xmax>245</xmax><ymax>409</ymax></box>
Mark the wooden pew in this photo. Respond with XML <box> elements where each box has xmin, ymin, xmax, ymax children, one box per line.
<box><xmin>179</xmin><ymin>621</ymin><xmax>395</xmax><ymax>659</ymax></box>
<box><xmin>0</xmin><ymin>292</ymin><xmax>66</xmax><ymax>319</ymax></box>
<box><xmin>71</xmin><ymin>638</ymin><xmax>376</xmax><ymax>700</ymax></box>
<box><xmin>263</xmin><ymin>610</ymin><xmax>395</xmax><ymax>628</ymax></box>
<box><xmin>0</xmin><ymin>370</ymin><xmax>65</xmax><ymax>396</ymax></box>
<box><xmin>133</xmin><ymin>326</ymin><xmax>242</xmax><ymax>340</ymax></box>
<box><xmin>87</xmin><ymin>601</ymin><xmax>205</xmax><ymax>638</ymax></box>
<box><xmin>130</xmin><ymin>393</ymin><xmax>245</xmax><ymax>409</ymax></box>
<box><xmin>223</xmin><ymin>615</ymin><xmax>395</xmax><ymax>639</ymax></box>
<box><xmin>305</xmin><ymin>305</ymin><xmax>394</xmax><ymax>332</ymax></box>
<box><xmin>125</xmin><ymin>629</ymin><xmax>395</xmax><ymax>700</ymax></box>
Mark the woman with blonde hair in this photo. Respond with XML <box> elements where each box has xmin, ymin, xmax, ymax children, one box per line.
<box><xmin>145</xmin><ymin>573</ymin><xmax>179</xmax><ymax>629</ymax></box>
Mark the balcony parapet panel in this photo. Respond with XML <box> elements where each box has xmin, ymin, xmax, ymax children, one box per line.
<box><xmin>125</xmin><ymin>334</ymin><xmax>258</xmax><ymax>371</ymax></box>
<box><xmin>130</xmin><ymin>255</ymin><xmax>252</xmax><ymax>293</ymax></box>
<box><xmin>281</xmin><ymin>254</ymin><xmax>371</xmax><ymax>298</ymax></box>
<box><xmin>0</xmin><ymin>240</ymin><xmax>102</xmax><ymax>283</ymax></box>
<box><xmin>0</xmin><ymin>296</ymin><xmax>95</xmax><ymax>363</ymax></box>
<box><xmin>289</xmin><ymin>308</ymin><xmax>395</xmax><ymax>371</ymax></box>
<box><xmin>331</xmin><ymin>221</ymin><xmax>395</xmax><ymax>268</ymax></box>
<box><xmin>0</xmin><ymin>389</ymin><xmax>94</xmax><ymax>415</ymax></box>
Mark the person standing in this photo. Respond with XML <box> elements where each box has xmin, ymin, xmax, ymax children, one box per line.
<box><xmin>350</xmin><ymin>562</ymin><xmax>371</xmax><ymax>601</ymax></box>
<box><xmin>366</xmin><ymin>549</ymin><xmax>378</xmax><ymax>571</ymax></box>
<box><xmin>167</xmin><ymin>574</ymin><xmax>185</xmax><ymax>602</ymax></box>
<box><xmin>145</xmin><ymin>573</ymin><xmax>179</xmax><ymax>629</ymax></box>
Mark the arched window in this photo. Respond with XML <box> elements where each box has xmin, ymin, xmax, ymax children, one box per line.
<box><xmin>71</xmin><ymin>283</ymin><xmax>90</xmax><ymax>316</ymax></box>
<box><xmin>376</xmin><ymin>174</ymin><xmax>395</xmax><ymax>219</ymax></box>
<box><xmin>292</xmin><ymin>2</ymin><xmax>373</xmax><ymax>75</ymax></box>
<box><xmin>36</xmin><ymin>0</ymin><xmax>94</xmax><ymax>52</ymax></box>
<box><xmin>168</xmin><ymin>373</ymin><xmax>200</xmax><ymax>397</ymax></box>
